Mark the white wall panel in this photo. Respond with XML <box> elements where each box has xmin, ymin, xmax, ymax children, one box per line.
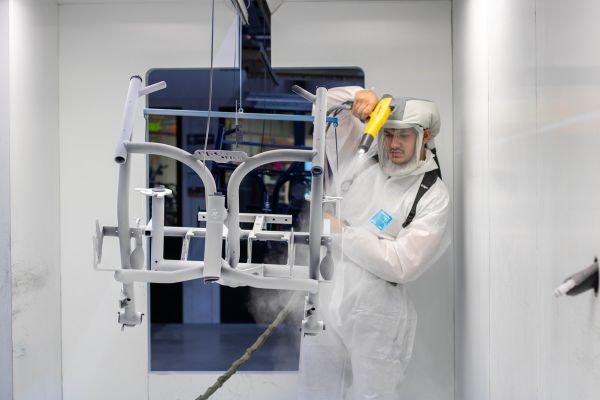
<box><xmin>536</xmin><ymin>1</ymin><xmax>600</xmax><ymax>399</ymax></box>
<box><xmin>454</xmin><ymin>0</ymin><xmax>600</xmax><ymax>398</ymax></box>
<box><xmin>452</xmin><ymin>0</ymin><xmax>491</xmax><ymax>398</ymax></box>
<box><xmin>273</xmin><ymin>2</ymin><xmax>454</xmax><ymax>398</ymax></box>
<box><xmin>487</xmin><ymin>0</ymin><xmax>538</xmax><ymax>399</ymax></box>
<box><xmin>9</xmin><ymin>0</ymin><xmax>62</xmax><ymax>399</ymax></box>
<box><xmin>0</xmin><ymin>0</ymin><xmax>13</xmax><ymax>398</ymax></box>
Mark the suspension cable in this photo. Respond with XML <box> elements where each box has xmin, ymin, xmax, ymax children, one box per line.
<box><xmin>202</xmin><ymin>0</ymin><xmax>216</xmax><ymax>168</ymax></box>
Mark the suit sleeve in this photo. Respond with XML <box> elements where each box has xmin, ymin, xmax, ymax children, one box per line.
<box><xmin>340</xmin><ymin>183</ymin><xmax>450</xmax><ymax>284</ymax></box>
<box><xmin>326</xmin><ymin>86</ymin><xmax>364</xmax><ymax>109</ymax></box>
<box><xmin>324</xmin><ymin>87</ymin><xmax>367</xmax><ymax>190</ymax></box>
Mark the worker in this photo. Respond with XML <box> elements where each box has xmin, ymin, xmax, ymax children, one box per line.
<box><xmin>298</xmin><ymin>87</ymin><xmax>450</xmax><ymax>400</ymax></box>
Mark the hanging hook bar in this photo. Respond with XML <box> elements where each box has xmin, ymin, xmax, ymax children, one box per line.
<box><xmin>144</xmin><ymin>108</ymin><xmax>338</xmax><ymax>124</ymax></box>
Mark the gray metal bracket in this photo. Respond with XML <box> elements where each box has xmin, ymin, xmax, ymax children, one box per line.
<box><xmin>193</xmin><ymin>149</ymin><xmax>249</xmax><ymax>163</ymax></box>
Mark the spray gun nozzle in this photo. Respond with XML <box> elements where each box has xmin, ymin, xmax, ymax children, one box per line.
<box><xmin>357</xmin><ymin>134</ymin><xmax>373</xmax><ymax>154</ymax></box>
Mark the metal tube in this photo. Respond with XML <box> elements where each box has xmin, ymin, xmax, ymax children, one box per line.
<box><xmin>118</xmin><ymin>282</ymin><xmax>143</xmax><ymax>326</ymax></box>
<box><xmin>138</xmin><ymin>81</ymin><xmax>166</xmax><ymax>97</ymax></box>
<box><xmin>103</xmin><ymin>225</ymin><xmax>321</xmax><ymax>244</ymax></box>
<box><xmin>115</xmin><ymin>76</ymin><xmax>142</xmax><ymax>164</ymax></box>
<box><xmin>226</xmin><ymin>149</ymin><xmax>315</xmax><ymax>268</ymax></box>
<box><xmin>116</xmin><ymin>160</ymin><xmax>142</xmax><ymax>326</ymax></box>
<box><xmin>261</xmin><ymin>264</ymin><xmax>309</xmax><ymax>279</ymax></box>
<box><xmin>114</xmin><ymin>261</ymin><xmax>317</xmax><ymax>292</ymax></box>
<box><xmin>153</xmin><ymin>260</ymin><xmax>202</xmax><ymax>271</ymax></box>
<box><xmin>291</xmin><ymin>84</ymin><xmax>316</xmax><ymax>103</ymax></box>
<box><xmin>152</xmin><ymin>257</ymin><xmax>311</xmax><ymax>274</ymax></box>
<box><xmin>144</xmin><ymin>107</ymin><xmax>338</xmax><ymax>124</ymax></box>
<box><xmin>221</xmin><ymin>140</ymin><xmax>312</xmax><ymax>150</ymax></box>
<box><xmin>308</xmin><ymin>88</ymin><xmax>327</xmax><ymax>280</ymax></box>
<box><xmin>221</xmin><ymin>260</ymin><xmax>317</xmax><ymax>292</ymax></box>
<box><xmin>150</xmin><ymin>196</ymin><xmax>165</xmax><ymax>267</ymax></box>
<box><xmin>304</xmin><ymin>87</ymin><xmax>327</xmax><ymax>334</ymax></box>
<box><xmin>115</xmin><ymin>267</ymin><xmax>204</xmax><ymax>284</ymax></box>
<box><xmin>117</xmin><ymin>162</ymin><xmax>132</xmax><ymax>269</ymax></box>
<box><xmin>125</xmin><ymin>141</ymin><xmax>217</xmax><ymax>200</ymax></box>
<box><xmin>203</xmin><ymin>193</ymin><xmax>226</xmax><ymax>281</ymax></box>
<box><xmin>163</xmin><ymin>226</ymin><xmax>206</xmax><ymax>237</ymax></box>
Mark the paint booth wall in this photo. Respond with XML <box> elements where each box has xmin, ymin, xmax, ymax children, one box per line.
<box><xmin>7</xmin><ymin>0</ymin><xmax>62</xmax><ymax>399</ymax></box>
<box><xmin>453</xmin><ymin>0</ymin><xmax>600</xmax><ymax>399</ymax></box>
<box><xmin>56</xmin><ymin>1</ymin><xmax>452</xmax><ymax>400</ymax></box>
<box><xmin>0</xmin><ymin>0</ymin><xmax>12</xmax><ymax>399</ymax></box>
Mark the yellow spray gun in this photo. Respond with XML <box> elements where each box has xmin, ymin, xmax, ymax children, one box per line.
<box><xmin>357</xmin><ymin>94</ymin><xmax>395</xmax><ymax>154</ymax></box>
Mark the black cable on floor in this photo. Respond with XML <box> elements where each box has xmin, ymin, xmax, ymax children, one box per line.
<box><xmin>194</xmin><ymin>292</ymin><xmax>302</xmax><ymax>400</ymax></box>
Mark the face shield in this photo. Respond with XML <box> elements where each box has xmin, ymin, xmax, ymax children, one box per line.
<box><xmin>376</xmin><ymin>122</ymin><xmax>424</xmax><ymax>177</ymax></box>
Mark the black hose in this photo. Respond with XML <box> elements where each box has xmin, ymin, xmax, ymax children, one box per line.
<box><xmin>194</xmin><ymin>292</ymin><xmax>302</xmax><ymax>400</ymax></box>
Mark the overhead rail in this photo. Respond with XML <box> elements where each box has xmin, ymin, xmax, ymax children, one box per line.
<box><xmin>144</xmin><ymin>107</ymin><xmax>339</xmax><ymax>124</ymax></box>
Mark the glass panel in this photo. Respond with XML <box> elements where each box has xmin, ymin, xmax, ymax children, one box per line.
<box><xmin>148</xmin><ymin>113</ymin><xmax>183</xmax><ymax>324</ymax></box>
<box><xmin>147</xmin><ymin>67</ymin><xmax>364</xmax><ymax>372</ymax></box>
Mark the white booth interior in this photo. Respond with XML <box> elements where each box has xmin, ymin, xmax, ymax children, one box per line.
<box><xmin>1</xmin><ymin>0</ymin><xmax>600</xmax><ymax>399</ymax></box>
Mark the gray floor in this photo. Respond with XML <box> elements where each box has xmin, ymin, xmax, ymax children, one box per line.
<box><xmin>151</xmin><ymin>323</ymin><xmax>301</xmax><ymax>371</ymax></box>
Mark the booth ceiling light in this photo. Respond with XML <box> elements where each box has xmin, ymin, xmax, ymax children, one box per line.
<box><xmin>230</xmin><ymin>0</ymin><xmax>249</xmax><ymax>25</ymax></box>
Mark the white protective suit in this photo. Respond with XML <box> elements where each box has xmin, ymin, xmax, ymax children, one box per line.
<box><xmin>298</xmin><ymin>87</ymin><xmax>450</xmax><ymax>400</ymax></box>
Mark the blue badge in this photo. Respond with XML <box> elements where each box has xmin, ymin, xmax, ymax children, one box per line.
<box><xmin>369</xmin><ymin>209</ymin><xmax>393</xmax><ymax>231</ymax></box>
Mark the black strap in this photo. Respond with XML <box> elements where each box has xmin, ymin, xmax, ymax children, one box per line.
<box><xmin>430</xmin><ymin>147</ymin><xmax>442</xmax><ymax>179</ymax></box>
<box><xmin>402</xmin><ymin>170</ymin><xmax>439</xmax><ymax>228</ymax></box>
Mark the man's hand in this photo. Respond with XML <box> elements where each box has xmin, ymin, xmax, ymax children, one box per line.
<box><xmin>352</xmin><ymin>89</ymin><xmax>379</xmax><ymax>121</ymax></box>
<box><xmin>324</xmin><ymin>213</ymin><xmax>345</xmax><ymax>234</ymax></box>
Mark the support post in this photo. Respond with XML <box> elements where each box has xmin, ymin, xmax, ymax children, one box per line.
<box><xmin>303</xmin><ymin>87</ymin><xmax>327</xmax><ymax>335</ymax></box>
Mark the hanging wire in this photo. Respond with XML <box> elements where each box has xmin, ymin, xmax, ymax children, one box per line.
<box><xmin>260</xmin><ymin>67</ymin><xmax>267</xmax><ymax>153</ymax></box>
<box><xmin>233</xmin><ymin>15</ymin><xmax>238</xmax><ymax>106</ymax></box>
<box><xmin>326</xmin><ymin>104</ymin><xmax>350</xmax><ymax>174</ymax></box>
<box><xmin>334</xmin><ymin>124</ymin><xmax>339</xmax><ymax>174</ymax></box>
<box><xmin>238</xmin><ymin>15</ymin><xmax>243</xmax><ymax>112</ymax></box>
<box><xmin>260</xmin><ymin>7</ymin><xmax>268</xmax><ymax>154</ymax></box>
<box><xmin>202</xmin><ymin>0</ymin><xmax>216</xmax><ymax>168</ymax></box>
<box><xmin>230</xmin><ymin>13</ymin><xmax>244</xmax><ymax>150</ymax></box>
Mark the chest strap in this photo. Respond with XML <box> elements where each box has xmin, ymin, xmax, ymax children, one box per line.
<box><xmin>402</xmin><ymin>169</ymin><xmax>439</xmax><ymax>228</ymax></box>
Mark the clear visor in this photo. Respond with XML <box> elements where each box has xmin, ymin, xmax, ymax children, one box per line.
<box><xmin>377</xmin><ymin>124</ymin><xmax>423</xmax><ymax>177</ymax></box>
<box><xmin>382</xmin><ymin>127</ymin><xmax>418</xmax><ymax>141</ymax></box>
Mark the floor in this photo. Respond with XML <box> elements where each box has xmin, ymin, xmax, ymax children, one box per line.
<box><xmin>150</xmin><ymin>323</ymin><xmax>301</xmax><ymax>371</ymax></box>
